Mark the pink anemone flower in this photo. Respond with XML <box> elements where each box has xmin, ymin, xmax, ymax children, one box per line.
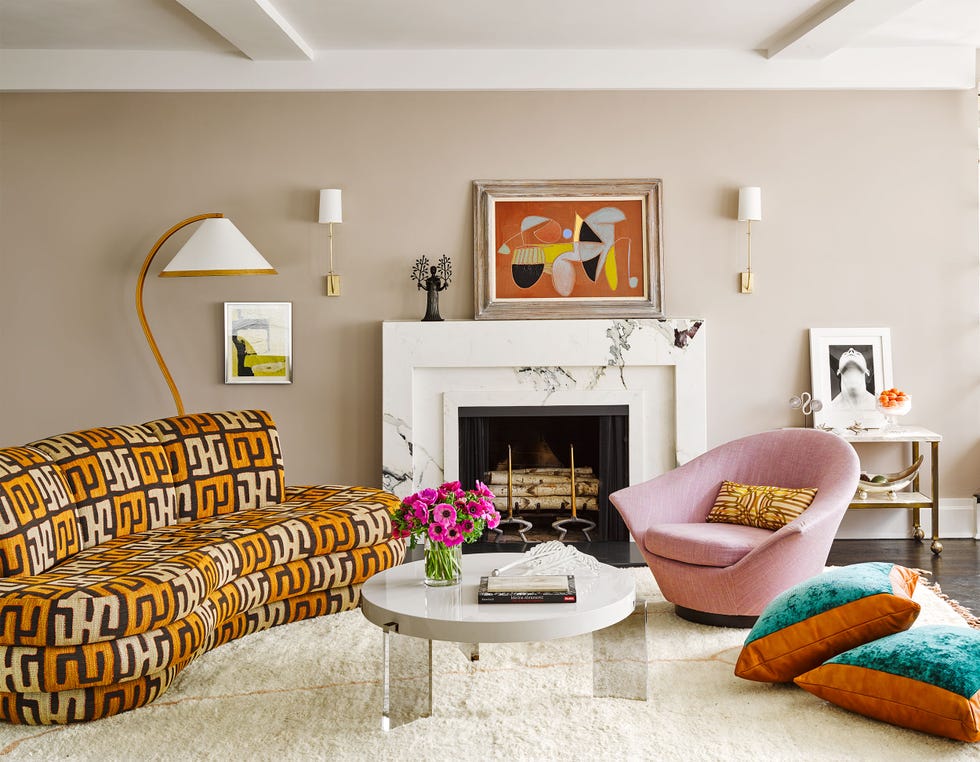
<box><xmin>443</xmin><ymin>524</ymin><xmax>464</xmax><ymax>547</ymax></box>
<box><xmin>433</xmin><ymin>503</ymin><xmax>457</xmax><ymax>525</ymax></box>
<box><xmin>474</xmin><ymin>480</ymin><xmax>494</xmax><ymax>498</ymax></box>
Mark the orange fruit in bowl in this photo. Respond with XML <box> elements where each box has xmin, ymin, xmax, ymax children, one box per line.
<box><xmin>878</xmin><ymin>388</ymin><xmax>910</xmax><ymax>412</ymax></box>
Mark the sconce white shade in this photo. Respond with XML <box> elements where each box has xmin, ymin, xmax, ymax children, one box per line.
<box><xmin>160</xmin><ymin>217</ymin><xmax>276</xmax><ymax>277</ymax></box>
<box><xmin>318</xmin><ymin>189</ymin><xmax>343</xmax><ymax>224</ymax></box>
<box><xmin>738</xmin><ymin>186</ymin><xmax>762</xmax><ymax>222</ymax></box>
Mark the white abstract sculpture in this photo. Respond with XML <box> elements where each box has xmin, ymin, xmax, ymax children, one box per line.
<box><xmin>491</xmin><ymin>541</ymin><xmax>601</xmax><ymax>577</ymax></box>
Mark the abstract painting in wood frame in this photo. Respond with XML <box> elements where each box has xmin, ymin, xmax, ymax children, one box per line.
<box><xmin>473</xmin><ymin>179</ymin><xmax>664</xmax><ymax>319</ymax></box>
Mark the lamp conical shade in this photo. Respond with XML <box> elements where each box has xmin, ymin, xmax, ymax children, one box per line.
<box><xmin>160</xmin><ymin>218</ymin><xmax>276</xmax><ymax>277</ymax></box>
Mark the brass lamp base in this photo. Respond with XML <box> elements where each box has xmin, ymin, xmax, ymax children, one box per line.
<box><xmin>739</xmin><ymin>271</ymin><xmax>754</xmax><ymax>294</ymax></box>
<box><xmin>326</xmin><ymin>273</ymin><xmax>341</xmax><ymax>296</ymax></box>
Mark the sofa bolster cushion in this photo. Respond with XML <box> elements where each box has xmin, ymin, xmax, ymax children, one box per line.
<box><xmin>0</xmin><ymin>540</ymin><xmax>404</xmax><ymax>693</ymax></box>
<box><xmin>0</xmin><ymin>484</ymin><xmax>399</xmax><ymax>647</ymax></box>
<box><xmin>145</xmin><ymin>410</ymin><xmax>284</xmax><ymax>522</ymax></box>
<box><xmin>0</xmin><ymin>448</ymin><xmax>80</xmax><ymax>577</ymax></box>
<box><xmin>0</xmin><ymin>664</ymin><xmax>183</xmax><ymax>725</ymax></box>
<box><xmin>27</xmin><ymin>425</ymin><xmax>177</xmax><ymax>549</ymax></box>
<box><xmin>0</xmin><ymin>585</ymin><xmax>371</xmax><ymax>725</ymax></box>
<box><xmin>643</xmin><ymin>522</ymin><xmax>772</xmax><ymax>568</ymax></box>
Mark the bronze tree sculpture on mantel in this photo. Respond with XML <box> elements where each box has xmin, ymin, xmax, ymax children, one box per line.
<box><xmin>411</xmin><ymin>255</ymin><xmax>452</xmax><ymax>322</ymax></box>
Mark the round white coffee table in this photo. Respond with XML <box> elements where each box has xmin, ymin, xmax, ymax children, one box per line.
<box><xmin>360</xmin><ymin>552</ymin><xmax>645</xmax><ymax>730</ymax></box>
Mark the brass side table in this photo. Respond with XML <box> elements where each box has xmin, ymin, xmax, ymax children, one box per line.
<box><xmin>841</xmin><ymin>426</ymin><xmax>943</xmax><ymax>554</ymax></box>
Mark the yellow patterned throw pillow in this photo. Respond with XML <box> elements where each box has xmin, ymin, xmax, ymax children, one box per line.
<box><xmin>706</xmin><ymin>481</ymin><xmax>817</xmax><ymax>531</ymax></box>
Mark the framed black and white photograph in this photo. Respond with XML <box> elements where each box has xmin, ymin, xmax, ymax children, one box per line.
<box><xmin>224</xmin><ymin>302</ymin><xmax>292</xmax><ymax>384</ymax></box>
<box><xmin>809</xmin><ymin>327</ymin><xmax>892</xmax><ymax>429</ymax></box>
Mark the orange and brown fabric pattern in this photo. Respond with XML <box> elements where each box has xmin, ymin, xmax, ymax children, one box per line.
<box><xmin>145</xmin><ymin>410</ymin><xmax>284</xmax><ymax>521</ymax></box>
<box><xmin>0</xmin><ymin>484</ymin><xmax>404</xmax><ymax>724</ymax></box>
<box><xmin>0</xmin><ymin>408</ymin><xmax>403</xmax><ymax>725</ymax></box>
<box><xmin>0</xmin><ymin>586</ymin><xmax>370</xmax><ymax>725</ymax></box>
<box><xmin>0</xmin><ymin>486</ymin><xmax>400</xmax><ymax>646</ymax></box>
<box><xmin>27</xmin><ymin>425</ymin><xmax>177</xmax><ymax>550</ymax></box>
<box><xmin>0</xmin><ymin>409</ymin><xmax>402</xmax><ymax>724</ymax></box>
<box><xmin>0</xmin><ymin>447</ymin><xmax>80</xmax><ymax>576</ymax></box>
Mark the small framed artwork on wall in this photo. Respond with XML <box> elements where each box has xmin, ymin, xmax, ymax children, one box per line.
<box><xmin>224</xmin><ymin>302</ymin><xmax>292</xmax><ymax>384</ymax></box>
<box><xmin>473</xmin><ymin>179</ymin><xmax>664</xmax><ymax>319</ymax></box>
<box><xmin>809</xmin><ymin>327</ymin><xmax>892</xmax><ymax>430</ymax></box>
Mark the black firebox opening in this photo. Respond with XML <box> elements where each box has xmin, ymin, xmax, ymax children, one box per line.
<box><xmin>458</xmin><ymin>405</ymin><xmax>629</xmax><ymax>541</ymax></box>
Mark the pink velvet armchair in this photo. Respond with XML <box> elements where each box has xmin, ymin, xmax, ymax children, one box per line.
<box><xmin>609</xmin><ymin>429</ymin><xmax>860</xmax><ymax>627</ymax></box>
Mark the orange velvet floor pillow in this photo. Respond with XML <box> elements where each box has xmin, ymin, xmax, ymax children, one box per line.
<box><xmin>796</xmin><ymin>625</ymin><xmax>980</xmax><ymax>742</ymax></box>
<box><xmin>735</xmin><ymin>562</ymin><xmax>920</xmax><ymax>683</ymax></box>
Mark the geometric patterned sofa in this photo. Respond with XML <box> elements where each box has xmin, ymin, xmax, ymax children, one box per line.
<box><xmin>0</xmin><ymin>410</ymin><xmax>404</xmax><ymax>724</ymax></box>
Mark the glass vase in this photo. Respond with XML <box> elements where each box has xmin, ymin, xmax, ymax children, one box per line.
<box><xmin>423</xmin><ymin>536</ymin><xmax>462</xmax><ymax>587</ymax></box>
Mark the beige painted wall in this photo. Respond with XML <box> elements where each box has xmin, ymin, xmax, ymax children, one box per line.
<box><xmin>0</xmin><ymin>91</ymin><xmax>977</xmax><ymax>497</ymax></box>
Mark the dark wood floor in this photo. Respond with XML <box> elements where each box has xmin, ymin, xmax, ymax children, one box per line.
<box><xmin>461</xmin><ymin>538</ymin><xmax>980</xmax><ymax>614</ymax></box>
<box><xmin>827</xmin><ymin>538</ymin><xmax>980</xmax><ymax>613</ymax></box>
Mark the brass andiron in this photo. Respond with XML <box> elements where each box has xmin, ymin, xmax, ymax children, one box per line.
<box><xmin>551</xmin><ymin>444</ymin><xmax>597</xmax><ymax>542</ymax></box>
<box><xmin>489</xmin><ymin>444</ymin><xmax>532</xmax><ymax>543</ymax></box>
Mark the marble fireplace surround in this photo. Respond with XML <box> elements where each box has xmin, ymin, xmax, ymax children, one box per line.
<box><xmin>381</xmin><ymin>319</ymin><xmax>707</xmax><ymax>501</ymax></box>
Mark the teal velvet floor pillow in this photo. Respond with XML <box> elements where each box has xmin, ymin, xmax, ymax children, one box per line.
<box><xmin>735</xmin><ymin>562</ymin><xmax>920</xmax><ymax>682</ymax></box>
<box><xmin>795</xmin><ymin>625</ymin><xmax>980</xmax><ymax>742</ymax></box>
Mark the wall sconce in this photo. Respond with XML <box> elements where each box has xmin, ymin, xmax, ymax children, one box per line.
<box><xmin>137</xmin><ymin>213</ymin><xmax>276</xmax><ymax>414</ymax></box>
<box><xmin>737</xmin><ymin>186</ymin><xmax>762</xmax><ymax>294</ymax></box>
<box><xmin>318</xmin><ymin>188</ymin><xmax>343</xmax><ymax>296</ymax></box>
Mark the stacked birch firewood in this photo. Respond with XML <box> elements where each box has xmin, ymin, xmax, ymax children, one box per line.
<box><xmin>482</xmin><ymin>467</ymin><xmax>600</xmax><ymax>512</ymax></box>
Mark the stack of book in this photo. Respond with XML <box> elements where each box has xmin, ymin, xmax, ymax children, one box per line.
<box><xmin>477</xmin><ymin>574</ymin><xmax>577</xmax><ymax>604</ymax></box>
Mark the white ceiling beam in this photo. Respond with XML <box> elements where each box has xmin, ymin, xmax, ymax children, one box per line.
<box><xmin>175</xmin><ymin>0</ymin><xmax>313</xmax><ymax>61</ymax></box>
<box><xmin>0</xmin><ymin>47</ymin><xmax>975</xmax><ymax>91</ymax></box>
<box><xmin>767</xmin><ymin>0</ymin><xmax>925</xmax><ymax>59</ymax></box>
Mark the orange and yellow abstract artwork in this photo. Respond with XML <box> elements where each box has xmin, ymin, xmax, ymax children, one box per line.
<box><xmin>493</xmin><ymin>198</ymin><xmax>647</xmax><ymax>300</ymax></box>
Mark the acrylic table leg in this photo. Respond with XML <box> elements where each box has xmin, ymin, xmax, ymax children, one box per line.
<box><xmin>592</xmin><ymin>600</ymin><xmax>648</xmax><ymax>701</ymax></box>
<box><xmin>381</xmin><ymin>622</ymin><xmax>432</xmax><ymax>731</ymax></box>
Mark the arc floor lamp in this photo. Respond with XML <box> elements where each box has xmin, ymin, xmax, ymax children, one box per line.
<box><xmin>136</xmin><ymin>213</ymin><xmax>277</xmax><ymax>415</ymax></box>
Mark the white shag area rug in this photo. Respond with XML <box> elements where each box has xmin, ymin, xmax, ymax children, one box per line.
<box><xmin>0</xmin><ymin>568</ymin><xmax>976</xmax><ymax>761</ymax></box>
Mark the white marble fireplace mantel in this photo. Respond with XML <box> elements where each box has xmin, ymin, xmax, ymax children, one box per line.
<box><xmin>381</xmin><ymin>318</ymin><xmax>707</xmax><ymax>498</ymax></box>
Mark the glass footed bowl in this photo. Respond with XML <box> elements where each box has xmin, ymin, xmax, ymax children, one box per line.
<box><xmin>876</xmin><ymin>396</ymin><xmax>911</xmax><ymax>429</ymax></box>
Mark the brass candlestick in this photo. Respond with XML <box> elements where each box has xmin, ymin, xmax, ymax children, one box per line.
<box><xmin>489</xmin><ymin>444</ymin><xmax>532</xmax><ymax>543</ymax></box>
<box><xmin>552</xmin><ymin>444</ymin><xmax>596</xmax><ymax>542</ymax></box>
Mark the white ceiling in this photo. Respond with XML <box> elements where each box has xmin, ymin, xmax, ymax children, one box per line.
<box><xmin>0</xmin><ymin>0</ymin><xmax>977</xmax><ymax>90</ymax></box>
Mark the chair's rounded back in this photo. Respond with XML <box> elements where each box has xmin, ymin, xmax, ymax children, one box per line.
<box><xmin>706</xmin><ymin>428</ymin><xmax>857</xmax><ymax>487</ymax></box>
<box><xmin>611</xmin><ymin>428</ymin><xmax>860</xmax><ymax>535</ymax></box>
